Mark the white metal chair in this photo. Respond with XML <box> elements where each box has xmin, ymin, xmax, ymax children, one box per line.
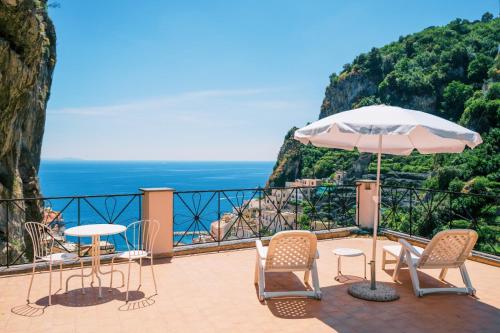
<box><xmin>25</xmin><ymin>222</ymin><xmax>84</xmax><ymax>306</ymax></box>
<box><xmin>110</xmin><ymin>220</ymin><xmax>159</xmax><ymax>302</ymax></box>
<box><xmin>391</xmin><ymin>229</ymin><xmax>478</xmax><ymax>297</ymax></box>
<box><xmin>254</xmin><ymin>230</ymin><xmax>321</xmax><ymax>301</ymax></box>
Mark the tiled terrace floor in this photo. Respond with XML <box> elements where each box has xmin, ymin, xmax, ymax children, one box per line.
<box><xmin>0</xmin><ymin>237</ymin><xmax>499</xmax><ymax>333</ymax></box>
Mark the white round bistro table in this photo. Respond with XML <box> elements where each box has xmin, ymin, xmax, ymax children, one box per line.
<box><xmin>333</xmin><ymin>248</ymin><xmax>366</xmax><ymax>281</ymax></box>
<box><xmin>65</xmin><ymin>224</ymin><xmax>126</xmax><ymax>297</ymax></box>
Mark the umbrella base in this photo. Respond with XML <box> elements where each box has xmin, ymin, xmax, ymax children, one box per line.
<box><xmin>348</xmin><ymin>281</ymin><xmax>400</xmax><ymax>302</ymax></box>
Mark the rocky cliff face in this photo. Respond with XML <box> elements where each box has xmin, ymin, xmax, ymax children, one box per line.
<box><xmin>0</xmin><ymin>0</ymin><xmax>56</xmax><ymax>264</ymax></box>
<box><xmin>267</xmin><ymin>128</ymin><xmax>302</xmax><ymax>187</ymax></box>
<box><xmin>319</xmin><ymin>71</ymin><xmax>377</xmax><ymax>119</ymax></box>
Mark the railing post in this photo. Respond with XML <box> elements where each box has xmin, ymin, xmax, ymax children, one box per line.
<box><xmin>6</xmin><ymin>201</ymin><xmax>9</xmax><ymax>268</ymax></box>
<box><xmin>217</xmin><ymin>191</ymin><xmax>221</xmax><ymax>244</ymax></box>
<box><xmin>295</xmin><ymin>187</ymin><xmax>298</xmax><ymax>230</ymax></box>
<box><xmin>258</xmin><ymin>188</ymin><xmax>262</xmax><ymax>238</ymax></box>
<box><xmin>355</xmin><ymin>180</ymin><xmax>378</xmax><ymax>229</ymax></box>
<box><xmin>140</xmin><ymin>188</ymin><xmax>175</xmax><ymax>258</ymax></box>
<box><xmin>77</xmin><ymin>197</ymin><xmax>81</xmax><ymax>256</ymax></box>
<box><xmin>409</xmin><ymin>189</ymin><xmax>413</xmax><ymax>237</ymax></box>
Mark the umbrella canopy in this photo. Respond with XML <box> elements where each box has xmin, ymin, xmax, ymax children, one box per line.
<box><xmin>295</xmin><ymin>104</ymin><xmax>482</xmax><ymax>155</ymax></box>
<box><xmin>294</xmin><ymin>104</ymin><xmax>482</xmax><ymax>293</ymax></box>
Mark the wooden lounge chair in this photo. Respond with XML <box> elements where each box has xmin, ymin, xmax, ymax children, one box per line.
<box><xmin>388</xmin><ymin>229</ymin><xmax>478</xmax><ymax>297</ymax></box>
<box><xmin>254</xmin><ymin>230</ymin><xmax>321</xmax><ymax>301</ymax></box>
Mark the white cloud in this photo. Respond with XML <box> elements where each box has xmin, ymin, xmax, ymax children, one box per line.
<box><xmin>47</xmin><ymin>88</ymin><xmax>305</xmax><ymax>118</ymax></box>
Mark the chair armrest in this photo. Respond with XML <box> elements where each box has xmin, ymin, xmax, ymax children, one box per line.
<box><xmin>399</xmin><ymin>239</ymin><xmax>422</xmax><ymax>257</ymax></box>
<box><xmin>256</xmin><ymin>240</ymin><xmax>267</xmax><ymax>259</ymax></box>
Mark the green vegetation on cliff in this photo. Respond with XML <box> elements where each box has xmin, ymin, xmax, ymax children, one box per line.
<box><xmin>269</xmin><ymin>14</ymin><xmax>500</xmax><ymax>196</ymax></box>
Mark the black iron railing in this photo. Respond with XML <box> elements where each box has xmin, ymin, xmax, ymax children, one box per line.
<box><xmin>379</xmin><ymin>186</ymin><xmax>499</xmax><ymax>256</ymax></box>
<box><xmin>173</xmin><ymin>185</ymin><xmax>359</xmax><ymax>247</ymax></box>
<box><xmin>0</xmin><ymin>193</ymin><xmax>142</xmax><ymax>267</ymax></box>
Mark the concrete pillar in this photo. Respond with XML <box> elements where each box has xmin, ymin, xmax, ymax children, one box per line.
<box><xmin>140</xmin><ymin>188</ymin><xmax>174</xmax><ymax>257</ymax></box>
<box><xmin>356</xmin><ymin>180</ymin><xmax>378</xmax><ymax>229</ymax></box>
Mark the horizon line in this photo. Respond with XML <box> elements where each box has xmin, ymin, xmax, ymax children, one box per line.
<box><xmin>41</xmin><ymin>158</ymin><xmax>276</xmax><ymax>162</ymax></box>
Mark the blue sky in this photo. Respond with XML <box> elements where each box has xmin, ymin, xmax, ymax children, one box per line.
<box><xmin>43</xmin><ymin>0</ymin><xmax>497</xmax><ymax>161</ymax></box>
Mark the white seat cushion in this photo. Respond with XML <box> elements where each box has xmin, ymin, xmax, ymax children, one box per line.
<box><xmin>383</xmin><ymin>244</ymin><xmax>424</xmax><ymax>264</ymax></box>
<box><xmin>41</xmin><ymin>253</ymin><xmax>78</xmax><ymax>262</ymax></box>
<box><xmin>117</xmin><ymin>250</ymin><xmax>148</xmax><ymax>259</ymax></box>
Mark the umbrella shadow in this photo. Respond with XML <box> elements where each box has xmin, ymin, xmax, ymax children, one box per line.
<box><xmin>260</xmin><ymin>270</ymin><xmax>500</xmax><ymax>332</ymax></box>
<box><xmin>334</xmin><ymin>274</ymin><xmax>365</xmax><ymax>284</ymax></box>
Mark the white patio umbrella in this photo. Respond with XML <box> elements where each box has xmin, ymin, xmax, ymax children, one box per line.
<box><xmin>294</xmin><ymin>104</ymin><xmax>482</xmax><ymax>300</ymax></box>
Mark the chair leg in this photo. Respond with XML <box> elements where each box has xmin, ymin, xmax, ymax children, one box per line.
<box><xmin>109</xmin><ymin>257</ymin><xmax>115</xmax><ymax>291</ymax></box>
<box><xmin>27</xmin><ymin>262</ymin><xmax>36</xmax><ymax>304</ymax></box>
<box><xmin>392</xmin><ymin>250</ymin><xmax>405</xmax><ymax>282</ymax></box>
<box><xmin>439</xmin><ymin>268</ymin><xmax>448</xmax><ymax>281</ymax></box>
<box><xmin>48</xmin><ymin>262</ymin><xmax>53</xmax><ymax>306</ymax></box>
<box><xmin>150</xmin><ymin>257</ymin><xmax>158</xmax><ymax>295</ymax></box>
<box><xmin>139</xmin><ymin>257</ymin><xmax>143</xmax><ymax>288</ymax></box>
<box><xmin>311</xmin><ymin>261</ymin><xmax>321</xmax><ymax>300</ymax></box>
<box><xmin>254</xmin><ymin>254</ymin><xmax>259</xmax><ymax>285</ymax></box>
<box><xmin>80</xmin><ymin>260</ymin><xmax>85</xmax><ymax>294</ymax></box>
<box><xmin>258</xmin><ymin>263</ymin><xmax>265</xmax><ymax>301</ymax></box>
<box><xmin>459</xmin><ymin>264</ymin><xmax>475</xmax><ymax>295</ymax></box>
<box><xmin>304</xmin><ymin>270</ymin><xmax>310</xmax><ymax>284</ymax></box>
<box><xmin>125</xmin><ymin>260</ymin><xmax>132</xmax><ymax>302</ymax></box>
<box><xmin>59</xmin><ymin>263</ymin><xmax>63</xmax><ymax>290</ymax></box>
<box><xmin>405</xmin><ymin>252</ymin><xmax>421</xmax><ymax>297</ymax></box>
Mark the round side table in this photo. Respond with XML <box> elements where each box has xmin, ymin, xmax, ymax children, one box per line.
<box><xmin>333</xmin><ymin>248</ymin><xmax>366</xmax><ymax>281</ymax></box>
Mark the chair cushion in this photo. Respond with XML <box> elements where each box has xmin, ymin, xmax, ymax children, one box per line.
<box><xmin>117</xmin><ymin>250</ymin><xmax>149</xmax><ymax>259</ymax></box>
<box><xmin>41</xmin><ymin>253</ymin><xmax>78</xmax><ymax>262</ymax></box>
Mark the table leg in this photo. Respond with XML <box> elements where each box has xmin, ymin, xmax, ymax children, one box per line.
<box><xmin>92</xmin><ymin>235</ymin><xmax>103</xmax><ymax>298</ymax></box>
<box><xmin>335</xmin><ymin>255</ymin><xmax>342</xmax><ymax>281</ymax></box>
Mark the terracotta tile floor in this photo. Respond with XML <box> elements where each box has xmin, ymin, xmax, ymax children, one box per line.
<box><xmin>0</xmin><ymin>237</ymin><xmax>499</xmax><ymax>333</ymax></box>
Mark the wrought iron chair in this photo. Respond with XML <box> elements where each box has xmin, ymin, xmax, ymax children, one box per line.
<box><xmin>25</xmin><ymin>222</ymin><xmax>84</xmax><ymax>306</ymax></box>
<box><xmin>254</xmin><ymin>230</ymin><xmax>321</xmax><ymax>301</ymax></box>
<box><xmin>110</xmin><ymin>219</ymin><xmax>160</xmax><ymax>302</ymax></box>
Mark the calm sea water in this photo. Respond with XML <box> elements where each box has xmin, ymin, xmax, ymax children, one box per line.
<box><xmin>40</xmin><ymin>160</ymin><xmax>274</xmax><ymax>195</ymax></box>
<box><xmin>39</xmin><ymin>161</ymin><xmax>275</xmax><ymax>248</ymax></box>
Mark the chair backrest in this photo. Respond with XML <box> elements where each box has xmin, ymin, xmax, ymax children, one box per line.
<box><xmin>265</xmin><ymin>230</ymin><xmax>317</xmax><ymax>272</ymax></box>
<box><xmin>418</xmin><ymin>229</ymin><xmax>478</xmax><ymax>268</ymax></box>
<box><xmin>124</xmin><ymin>220</ymin><xmax>160</xmax><ymax>254</ymax></box>
<box><xmin>24</xmin><ymin>222</ymin><xmax>55</xmax><ymax>260</ymax></box>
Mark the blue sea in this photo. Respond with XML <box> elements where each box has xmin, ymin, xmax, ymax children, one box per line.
<box><xmin>39</xmin><ymin>161</ymin><xmax>275</xmax><ymax>248</ymax></box>
<box><xmin>40</xmin><ymin>160</ymin><xmax>274</xmax><ymax>195</ymax></box>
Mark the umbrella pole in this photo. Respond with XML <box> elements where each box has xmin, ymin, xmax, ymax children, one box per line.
<box><xmin>348</xmin><ymin>134</ymin><xmax>397</xmax><ymax>301</ymax></box>
<box><xmin>370</xmin><ymin>134</ymin><xmax>383</xmax><ymax>290</ymax></box>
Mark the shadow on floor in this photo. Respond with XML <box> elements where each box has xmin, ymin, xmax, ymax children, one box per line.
<box><xmin>260</xmin><ymin>270</ymin><xmax>500</xmax><ymax>332</ymax></box>
<box><xmin>33</xmin><ymin>286</ymin><xmax>124</xmax><ymax>307</ymax></box>
<box><xmin>11</xmin><ymin>303</ymin><xmax>46</xmax><ymax>317</ymax></box>
<box><xmin>12</xmin><ymin>286</ymin><xmax>149</xmax><ymax>314</ymax></box>
<box><xmin>118</xmin><ymin>295</ymin><xmax>156</xmax><ymax>311</ymax></box>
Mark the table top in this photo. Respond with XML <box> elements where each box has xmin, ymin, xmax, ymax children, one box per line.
<box><xmin>333</xmin><ymin>248</ymin><xmax>364</xmax><ymax>257</ymax></box>
<box><xmin>65</xmin><ymin>224</ymin><xmax>126</xmax><ymax>237</ymax></box>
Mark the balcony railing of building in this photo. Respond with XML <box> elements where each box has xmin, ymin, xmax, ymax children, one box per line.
<box><xmin>0</xmin><ymin>193</ymin><xmax>142</xmax><ymax>268</ymax></box>
<box><xmin>173</xmin><ymin>185</ymin><xmax>359</xmax><ymax>247</ymax></box>
<box><xmin>379</xmin><ymin>185</ymin><xmax>499</xmax><ymax>256</ymax></box>
<box><xmin>1</xmin><ymin>183</ymin><xmax>498</xmax><ymax>269</ymax></box>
